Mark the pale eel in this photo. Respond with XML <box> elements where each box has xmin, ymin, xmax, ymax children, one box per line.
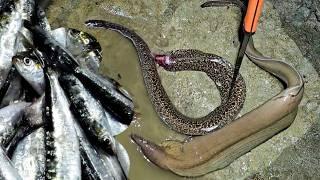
<box><xmin>85</xmin><ymin>21</ymin><xmax>246</xmax><ymax>135</ymax></box>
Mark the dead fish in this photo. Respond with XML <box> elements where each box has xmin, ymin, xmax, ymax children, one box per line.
<box><xmin>12</xmin><ymin>50</ymin><xmax>45</xmax><ymax>95</ymax></box>
<box><xmin>0</xmin><ymin>101</ymin><xmax>30</xmax><ymax>146</ymax></box>
<box><xmin>6</xmin><ymin>95</ymin><xmax>45</xmax><ymax>156</ymax></box>
<box><xmin>75</xmin><ymin>68</ymin><xmax>134</xmax><ymax>125</ymax></box>
<box><xmin>60</xmin><ymin>73</ymin><xmax>128</xmax><ymax>136</ymax></box>
<box><xmin>113</xmin><ymin>142</ymin><xmax>130</xmax><ymax>177</ymax></box>
<box><xmin>97</xmin><ymin>142</ymin><xmax>129</xmax><ymax>180</ymax></box>
<box><xmin>53</xmin><ymin>27</ymin><xmax>132</xmax><ymax>103</ymax></box>
<box><xmin>50</xmin><ymin>27</ymin><xmax>131</xmax><ymax>102</ymax></box>
<box><xmin>0</xmin><ymin>146</ymin><xmax>22</xmax><ymax>180</ymax></box>
<box><xmin>73</xmin><ymin>119</ymin><xmax>124</xmax><ymax>180</ymax></box>
<box><xmin>0</xmin><ymin>0</ymin><xmax>34</xmax><ymax>89</ymax></box>
<box><xmin>26</xmin><ymin>24</ymin><xmax>134</xmax><ymax>124</ymax></box>
<box><xmin>11</xmin><ymin>127</ymin><xmax>46</xmax><ymax>180</ymax></box>
<box><xmin>104</xmin><ymin>111</ymin><xmax>128</xmax><ymax>136</ymax></box>
<box><xmin>13</xmin><ymin>48</ymin><xmax>128</xmax><ymax>133</ymax></box>
<box><xmin>50</xmin><ymin>27</ymin><xmax>101</xmax><ymax>73</ymax></box>
<box><xmin>59</xmin><ymin>73</ymin><xmax>116</xmax><ymax>152</ymax></box>
<box><xmin>44</xmin><ymin>68</ymin><xmax>81</xmax><ymax>180</ymax></box>
<box><xmin>24</xmin><ymin>23</ymin><xmax>80</xmax><ymax>70</ymax></box>
<box><xmin>65</xmin><ymin>28</ymin><xmax>102</xmax><ymax>72</ymax></box>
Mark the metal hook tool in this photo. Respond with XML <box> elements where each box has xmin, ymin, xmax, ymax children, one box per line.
<box><xmin>230</xmin><ymin>0</ymin><xmax>264</xmax><ymax>97</ymax></box>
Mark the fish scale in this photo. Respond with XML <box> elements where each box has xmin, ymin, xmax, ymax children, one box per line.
<box><xmin>44</xmin><ymin>68</ymin><xmax>81</xmax><ymax>180</ymax></box>
<box><xmin>0</xmin><ymin>146</ymin><xmax>23</xmax><ymax>180</ymax></box>
<box><xmin>6</xmin><ymin>94</ymin><xmax>45</xmax><ymax>156</ymax></box>
<box><xmin>60</xmin><ymin>74</ymin><xmax>127</xmax><ymax>145</ymax></box>
<box><xmin>0</xmin><ymin>101</ymin><xmax>30</xmax><ymax>147</ymax></box>
<box><xmin>11</xmin><ymin>128</ymin><xmax>46</xmax><ymax>180</ymax></box>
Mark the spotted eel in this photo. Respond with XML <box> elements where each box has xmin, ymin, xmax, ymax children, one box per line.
<box><xmin>85</xmin><ymin>21</ymin><xmax>246</xmax><ymax>136</ymax></box>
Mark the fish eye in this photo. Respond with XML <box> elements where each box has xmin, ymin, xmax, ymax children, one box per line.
<box><xmin>80</xmin><ymin>32</ymin><xmax>90</xmax><ymax>44</ymax></box>
<box><xmin>23</xmin><ymin>57</ymin><xmax>33</xmax><ymax>66</ymax></box>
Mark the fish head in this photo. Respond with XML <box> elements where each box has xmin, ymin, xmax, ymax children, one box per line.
<box><xmin>12</xmin><ymin>50</ymin><xmax>45</xmax><ymax>94</ymax></box>
<box><xmin>13</xmin><ymin>51</ymin><xmax>42</xmax><ymax>77</ymax></box>
<box><xmin>67</xmin><ymin>29</ymin><xmax>102</xmax><ymax>55</ymax></box>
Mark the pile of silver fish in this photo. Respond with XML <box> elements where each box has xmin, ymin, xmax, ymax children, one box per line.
<box><xmin>0</xmin><ymin>0</ymin><xmax>133</xmax><ymax>179</ymax></box>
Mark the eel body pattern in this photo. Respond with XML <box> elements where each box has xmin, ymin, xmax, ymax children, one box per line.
<box><xmin>85</xmin><ymin>20</ymin><xmax>246</xmax><ymax>136</ymax></box>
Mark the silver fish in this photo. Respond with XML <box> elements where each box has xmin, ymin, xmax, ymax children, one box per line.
<box><xmin>51</xmin><ymin>27</ymin><xmax>129</xmax><ymax>98</ymax></box>
<box><xmin>11</xmin><ymin>128</ymin><xmax>46</xmax><ymax>180</ymax></box>
<box><xmin>45</xmin><ymin>68</ymin><xmax>81</xmax><ymax>180</ymax></box>
<box><xmin>66</xmin><ymin>28</ymin><xmax>102</xmax><ymax>72</ymax></box>
<box><xmin>0</xmin><ymin>0</ymin><xmax>34</xmax><ymax>89</ymax></box>
<box><xmin>59</xmin><ymin>74</ymin><xmax>116</xmax><ymax>151</ymax></box>
<box><xmin>49</xmin><ymin>27</ymin><xmax>129</xmax><ymax>102</ymax></box>
<box><xmin>12</xmin><ymin>51</ymin><xmax>45</xmax><ymax>95</ymax></box>
<box><xmin>0</xmin><ymin>146</ymin><xmax>22</xmax><ymax>180</ymax></box>
<box><xmin>73</xmin><ymin>120</ymin><xmax>122</xmax><ymax>180</ymax></box>
<box><xmin>105</xmin><ymin>111</ymin><xmax>128</xmax><ymax>136</ymax></box>
<box><xmin>98</xmin><ymin>144</ymin><xmax>129</xmax><ymax>180</ymax></box>
<box><xmin>113</xmin><ymin>142</ymin><xmax>130</xmax><ymax>177</ymax></box>
<box><xmin>12</xmin><ymin>49</ymin><xmax>127</xmax><ymax>131</ymax></box>
<box><xmin>16</xmin><ymin>27</ymin><xmax>34</xmax><ymax>53</ymax></box>
<box><xmin>26</xmin><ymin>25</ymin><xmax>134</xmax><ymax>123</ymax></box>
<box><xmin>13</xmin><ymin>48</ymin><xmax>127</xmax><ymax>136</ymax></box>
<box><xmin>0</xmin><ymin>101</ymin><xmax>30</xmax><ymax>146</ymax></box>
<box><xmin>6</xmin><ymin>95</ymin><xmax>45</xmax><ymax>155</ymax></box>
<box><xmin>51</xmin><ymin>27</ymin><xmax>101</xmax><ymax>73</ymax></box>
<box><xmin>61</xmin><ymin>74</ymin><xmax>127</xmax><ymax>136</ymax></box>
<box><xmin>75</xmin><ymin>68</ymin><xmax>134</xmax><ymax>125</ymax></box>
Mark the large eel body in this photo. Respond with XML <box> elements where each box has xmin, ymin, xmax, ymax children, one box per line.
<box><xmin>85</xmin><ymin>21</ymin><xmax>246</xmax><ymax>136</ymax></box>
<box><xmin>85</xmin><ymin>2</ymin><xmax>304</xmax><ymax>175</ymax></box>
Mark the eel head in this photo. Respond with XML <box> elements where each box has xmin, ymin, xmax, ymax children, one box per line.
<box><xmin>131</xmin><ymin>134</ymin><xmax>185</xmax><ymax>170</ymax></box>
